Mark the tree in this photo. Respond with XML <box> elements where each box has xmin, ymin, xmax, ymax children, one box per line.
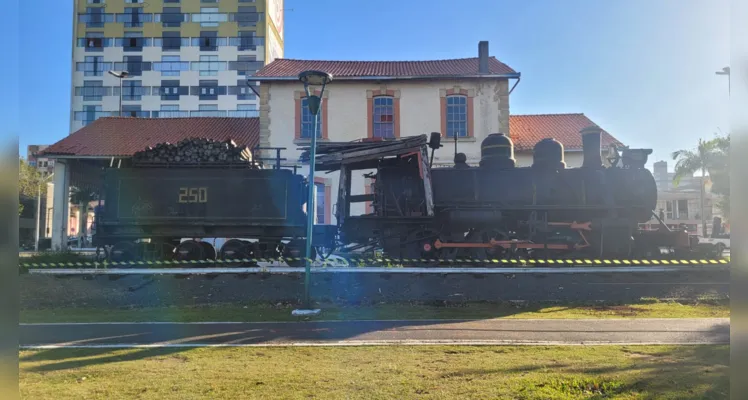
<box><xmin>707</xmin><ymin>135</ymin><xmax>730</xmax><ymax>220</ymax></box>
<box><xmin>18</xmin><ymin>158</ymin><xmax>46</xmax><ymax>216</ymax></box>
<box><xmin>69</xmin><ymin>187</ymin><xmax>98</xmax><ymax>247</ymax></box>
<box><xmin>671</xmin><ymin>136</ymin><xmax>726</xmax><ymax>236</ymax></box>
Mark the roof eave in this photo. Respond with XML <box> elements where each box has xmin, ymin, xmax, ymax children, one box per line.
<box><xmin>41</xmin><ymin>154</ymin><xmax>130</xmax><ymax>160</ymax></box>
<box><xmin>249</xmin><ymin>73</ymin><xmax>521</xmax><ymax>82</ymax></box>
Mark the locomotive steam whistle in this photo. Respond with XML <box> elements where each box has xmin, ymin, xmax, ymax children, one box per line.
<box><xmin>294</xmin><ymin>70</ymin><xmax>332</xmax><ymax>315</ymax></box>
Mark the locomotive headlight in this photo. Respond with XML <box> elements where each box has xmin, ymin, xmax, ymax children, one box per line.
<box><xmin>298</xmin><ymin>70</ymin><xmax>333</xmax><ymax>115</ymax></box>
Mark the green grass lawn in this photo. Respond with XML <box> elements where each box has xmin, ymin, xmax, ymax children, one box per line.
<box><xmin>20</xmin><ymin>345</ymin><xmax>729</xmax><ymax>400</ymax></box>
<box><xmin>20</xmin><ymin>298</ymin><xmax>729</xmax><ymax>323</ymax></box>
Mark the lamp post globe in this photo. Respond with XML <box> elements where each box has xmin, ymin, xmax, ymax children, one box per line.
<box><xmin>297</xmin><ymin>70</ymin><xmax>332</xmax><ymax>312</ymax></box>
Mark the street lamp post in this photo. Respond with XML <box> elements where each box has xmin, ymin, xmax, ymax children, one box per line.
<box><xmin>108</xmin><ymin>70</ymin><xmax>130</xmax><ymax>116</ymax></box>
<box><xmin>293</xmin><ymin>70</ymin><xmax>332</xmax><ymax>315</ymax></box>
<box><xmin>715</xmin><ymin>66</ymin><xmax>730</xmax><ymax>95</ymax></box>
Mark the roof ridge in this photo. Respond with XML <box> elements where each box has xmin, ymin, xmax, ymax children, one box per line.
<box><xmin>510</xmin><ymin>113</ymin><xmax>586</xmax><ymax>117</ymax></box>
<box><xmin>275</xmin><ymin>56</ymin><xmax>496</xmax><ymax>63</ymax></box>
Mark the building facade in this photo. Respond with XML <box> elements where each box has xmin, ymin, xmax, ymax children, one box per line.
<box><xmin>26</xmin><ymin>145</ymin><xmax>55</xmax><ymax>177</ymax></box>
<box><xmin>640</xmin><ymin>160</ymin><xmax>715</xmax><ymax>236</ymax></box>
<box><xmin>71</xmin><ymin>0</ymin><xmax>284</xmax><ymax>132</ymax></box>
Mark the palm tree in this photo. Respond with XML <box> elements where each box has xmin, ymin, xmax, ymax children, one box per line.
<box><xmin>69</xmin><ymin>187</ymin><xmax>98</xmax><ymax>248</ymax></box>
<box><xmin>671</xmin><ymin>139</ymin><xmax>720</xmax><ymax>237</ymax></box>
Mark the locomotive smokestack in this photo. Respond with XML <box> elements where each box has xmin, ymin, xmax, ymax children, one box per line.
<box><xmin>478</xmin><ymin>41</ymin><xmax>489</xmax><ymax>74</ymax></box>
<box><xmin>580</xmin><ymin>125</ymin><xmax>603</xmax><ymax>169</ymax></box>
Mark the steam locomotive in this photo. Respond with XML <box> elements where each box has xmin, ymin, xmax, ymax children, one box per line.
<box><xmin>93</xmin><ymin>126</ymin><xmax>702</xmax><ymax>265</ymax></box>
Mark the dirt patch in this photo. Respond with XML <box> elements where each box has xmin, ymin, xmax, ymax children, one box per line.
<box><xmin>579</xmin><ymin>305</ymin><xmax>643</xmax><ymax>316</ymax></box>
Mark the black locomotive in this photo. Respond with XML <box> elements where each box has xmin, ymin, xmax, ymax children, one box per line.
<box><xmin>326</xmin><ymin>126</ymin><xmax>691</xmax><ymax>261</ymax></box>
<box><xmin>93</xmin><ymin>127</ymin><xmax>701</xmax><ymax>265</ymax></box>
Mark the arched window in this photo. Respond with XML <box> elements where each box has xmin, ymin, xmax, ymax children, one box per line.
<box><xmin>446</xmin><ymin>95</ymin><xmax>468</xmax><ymax>138</ymax></box>
<box><xmin>372</xmin><ymin>96</ymin><xmax>395</xmax><ymax>138</ymax></box>
<box><xmin>300</xmin><ymin>97</ymin><xmax>322</xmax><ymax>139</ymax></box>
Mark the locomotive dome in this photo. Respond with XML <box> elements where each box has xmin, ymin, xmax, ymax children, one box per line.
<box><xmin>479</xmin><ymin>133</ymin><xmax>516</xmax><ymax>169</ymax></box>
<box><xmin>532</xmin><ymin>138</ymin><xmax>566</xmax><ymax>170</ymax></box>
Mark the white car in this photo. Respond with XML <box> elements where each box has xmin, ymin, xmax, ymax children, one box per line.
<box><xmin>699</xmin><ymin>235</ymin><xmax>730</xmax><ymax>256</ymax></box>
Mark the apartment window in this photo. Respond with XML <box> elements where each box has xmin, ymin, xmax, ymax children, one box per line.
<box><xmin>372</xmin><ymin>96</ymin><xmax>394</xmax><ymax>138</ymax></box>
<box><xmin>193</xmin><ymin>55</ymin><xmax>224</xmax><ymax>76</ymax></box>
<box><xmin>192</xmin><ymin>105</ymin><xmax>224</xmax><ymax>117</ymax></box>
<box><xmin>195</xmin><ymin>80</ymin><xmax>219</xmax><ymax>100</ymax></box>
<box><xmin>300</xmin><ymin>97</ymin><xmax>322</xmax><ymax>139</ymax></box>
<box><xmin>159</xmin><ymin>7</ymin><xmax>185</xmax><ymax>27</ymax></box>
<box><xmin>233</xmin><ymin>6</ymin><xmax>259</xmax><ymax>27</ymax></box>
<box><xmin>117</xmin><ymin>7</ymin><xmax>152</xmax><ymax>28</ymax></box>
<box><xmin>79</xmin><ymin>81</ymin><xmax>106</xmax><ymax>101</ymax></box>
<box><xmin>199</xmin><ymin>31</ymin><xmax>218</xmax><ymax>51</ymax></box>
<box><xmin>117</xmin><ymin>56</ymin><xmax>148</xmax><ymax>76</ymax></box>
<box><xmin>160</xmin><ymin>31</ymin><xmax>182</xmax><ymax>51</ymax></box>
<box><xmin>156</xmin><ymin>104</ymin><xmax>187</xmax><ymax>118</ymax></box>
<box><xmin>84</xmin><ymin>33</ymin><xmax>105</xmax><ymax>51</ymax></box>
<box><xmin>122</xmin><ymin>32</ymin><xmax>144</xmax><ymax>51</ymax></box>
<box><xmin>122</xmin><ymin>105</ymin><xmax>145</xmax><ymax>118</ymax></box>
<box><xmin>81</xmin><ymin>8</ymin><xmax>112</xmax><ymax>27</ymax></box>
<box><xmin>229</xmin><ymin>55</ymin><xmax>261</xmax><ymax>76</ymax></box>
<box><xmin>159</xmin><ymin>80</ymin><xmax>182</xmax><ymax>101</ymax></box>
<box><xmin>125</xmin><ymin>0</ymin><xmax>144</xmax><ymax>3</ymax></box>
<box><xmin>235</xmin><ymin>31</ymin><xmax>261</xmax><ymax>50</ymax></box>
<box><xmin>193</xmin><ymin>8</ymin><xmax>226</xmax><ymax>27</ymax></box>
<box><xmin>155</xmin><ymin>56</ymin><xmax>188</xmax><ymax>76</ymax></box>
<box><xmin>122</xmin><ymin>80</ymin><xmax>144</xmax><ymax>101</ymax></box>
<box><xmin>80</xmin><ymin>56</ymin><xmax>111</xmax><ymax>76</ymax></box>
<box><xmin>76</xmin><ymin>105</ymin><xmax>103</xmax><ymax>126</ymax></box>
<box><xmin>88</xmin><ymin>0</ymin><xmax>105</xmax><ymax>4</ymax></box>
<box><xmin>445</xmin><ymin>95</ymin><xmax>468</xmax><ymax>138</ymax></box>
<box><xmin>315</xmin><ymin>182</ymin><xmax>325</xmax><ymax>224</ymax></box>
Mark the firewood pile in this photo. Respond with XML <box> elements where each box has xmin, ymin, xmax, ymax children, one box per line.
<box><xmin>132</xmin><ymin>138</ymin><xmax>256</xmax><ymax>166</ymax></box>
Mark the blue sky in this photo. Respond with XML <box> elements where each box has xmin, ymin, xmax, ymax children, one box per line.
<box><xmin>8</xmin><ymin>0</ymin><xmax>729</xmax><ymax>168</ymax></box>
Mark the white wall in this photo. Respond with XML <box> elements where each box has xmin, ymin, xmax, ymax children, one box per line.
<box><xmin>265</xmin><ymin>79</ymin><xmax>510</xmax><ymax>223</ymax></box>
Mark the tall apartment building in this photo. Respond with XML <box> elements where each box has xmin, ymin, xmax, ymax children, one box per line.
<box><xmin>71</xmin><ymin>0</ymin><xmax>284</xmax><ymax>132</ymax></box>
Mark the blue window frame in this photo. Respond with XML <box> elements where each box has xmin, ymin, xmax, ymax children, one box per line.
<box><xmin>300</xmin><ymin>97</ymin><xmax>322</xmax><ymax>139</ymax></box>
<box><xmin>372</xmin><ymin>96</ymin><xmax>394</xmax><ymax>138</ymax></box>
<box><xmin>446</xmin><ymin>95</ymin><xmax>468</xmax><ymax>138</ymax></box>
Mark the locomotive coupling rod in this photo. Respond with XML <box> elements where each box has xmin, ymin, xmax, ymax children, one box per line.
<box><xmin>433</xmin><ymin>239</ymin><xmax>572</xmax><ymax>251</ymax></box>
<box><xmin>547</xmin><ymin>221</ymin><xmax>592</xmax><ymax>231</ymax></box>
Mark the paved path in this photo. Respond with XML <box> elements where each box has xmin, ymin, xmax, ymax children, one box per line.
<box><xmin>20</xmin><ymin>318</ymin><xmax>730</xmax><ymax>348</ymax></box>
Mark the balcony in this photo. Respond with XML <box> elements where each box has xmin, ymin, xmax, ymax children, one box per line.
<box><xmin>152</xmin><ymin>111</ymin><xmax>190</xmax><ymax>118</ymax></box>
<box><xmin>227</xmin><ymin>110</ymin><xmax>259</xmax><ymax>117</ymax></box>
<box><xmin>78</xmin><ymin>36</ymin><xmax>266</xmax><ymax>52</ymax></box>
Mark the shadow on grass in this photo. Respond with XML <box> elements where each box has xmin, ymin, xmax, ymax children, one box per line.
<box><xmin>436</xmin><ymin>344</ymin><xmax>729</xmax><ymax>399</ymax></box>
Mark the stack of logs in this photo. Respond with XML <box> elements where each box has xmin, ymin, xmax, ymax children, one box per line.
<box><xmin>132</xmin><ymin>138</ymin><xmax>255</xmax><ymax>166</ymax></box>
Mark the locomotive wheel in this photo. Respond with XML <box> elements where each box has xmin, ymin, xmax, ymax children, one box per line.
<box><xmin>199</xmin><ymin>241</ymin><xmax>217</xmax><ymax>262</ymax></box>
<box><xmin>174</xmin><ymin>240</ymin><xmax>205</xmax><ymax>266</ymax></box>
<box><xmin>110</xmin><ymin>241</ymin><xmax>140</xmax><ymax>266</ymax></box>
<box><xmin>220</xmin><ymin>239</ymin><xmax>257</xmax><ymax>267</ymax></box>
<box><xmin>282</xmin><ymin>239</ymin><xmax>317</xmax><ymax>268</ymax></box>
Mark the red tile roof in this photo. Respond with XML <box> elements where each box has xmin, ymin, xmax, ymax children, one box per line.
<box><xmin>509</xmin><ymin>113</ymin><xmax>623</xmax><ymax>151</ymax></box>
<box><xmin>43</xmin><ymin>117</ymin><xmax>260</xmax><ymax>157</ymax></box>
<box><xmin>254</xmin><ymin>57</ymin><xmax>517</xmax><ymax>79</ymax></box>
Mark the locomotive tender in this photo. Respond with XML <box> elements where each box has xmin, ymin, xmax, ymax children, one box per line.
<box><xmin>94</xmin><ymin>126</ymin><xmax>699</xmax><ymax>265</ymax></box>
